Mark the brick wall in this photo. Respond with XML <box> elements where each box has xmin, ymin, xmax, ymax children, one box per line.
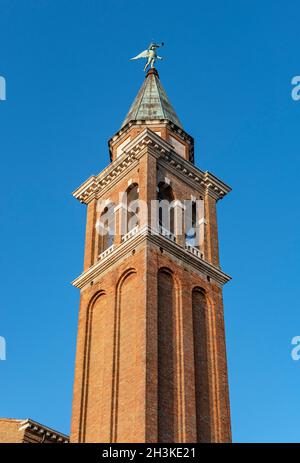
<box><xmin>71</xmin><ymin>129</ymin><xmax>231</xmax><ymax>443</ymax></box>
<box><xmin>0</xmin><ymin>419</ymin><xmax>24</xmax><ymax>443</ymax></box>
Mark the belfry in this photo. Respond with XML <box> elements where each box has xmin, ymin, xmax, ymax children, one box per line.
<box><xmin>70</xmin><ymin>64</ymin><xmax>232</xmax><ymax>443</ymax></box>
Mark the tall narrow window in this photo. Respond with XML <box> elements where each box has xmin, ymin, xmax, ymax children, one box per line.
<box><xmin>158</xmin><ymin>182</ymin><xmax>174</xmax><ymax>234</ymax></box>
<box><xmin>185</xmin><ymin>201</ymin><xmax>197</xmax><ymax>247</ymax></box>
<box><xmin>98</xmin><ymin>203</ymin><xmax>115</xmax><ymax>255</ymax></box>
<box><xmin>126</xmin><ymin>183</ymin><xmax>139</xmax><ymax>233</ymax></box>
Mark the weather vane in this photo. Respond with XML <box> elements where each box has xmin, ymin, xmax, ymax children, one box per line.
<box><xmin>130</xmin><ymin>42</ymin><xmax>164</xmax><ymax>72</ymax></box>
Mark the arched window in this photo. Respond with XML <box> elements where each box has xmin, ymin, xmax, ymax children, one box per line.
<box><xmin>126</xmin><ymin>183</ymin><xmax>139</xmax><ymax>233</ymax></box>
<box><xmin>157</xmin><ymin>182</ymin><xmax>175</xmax><ymax>234</ymax></box>
<box><xmin>185</xmin><ymin>201</ymin><xmax>197</xmax><ymax>247</ymax></box>
<box><xmin>97</xmin><ymin>203</ymin><xmax>115</xmax><ymax>255</ymax></box>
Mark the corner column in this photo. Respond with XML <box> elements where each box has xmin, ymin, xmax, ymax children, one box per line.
<box><xmin>204</xmin><ymin>192</ymin><xmax>220</xmax><ymax>267</ymax></box>
<box><xmin>138</xmin><ymin>147</ymin><xmax>158</xmax><ymax>230</ymax></box>
<box><xmin>83</xmin><ymin>199</ymin><xmax>97</xmax><ymax>271</ymax></box>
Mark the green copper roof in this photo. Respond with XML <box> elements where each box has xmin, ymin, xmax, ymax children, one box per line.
<box><xmin>121</xmin><ymin>68</ymin><xmax>183</xmax><ymax>129</ymax></box>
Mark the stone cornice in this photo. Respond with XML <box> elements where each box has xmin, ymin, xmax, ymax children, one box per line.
<box><xmin>108</xmin><ymin>119</ymin><xmax>195</xmax><ymax>162</ymax></box>
<box><xmin>19</xmin><ymin>419</ymin><xmax>69</xmax><ymax>443</ymax></box>
<box><xmin>72</xmin><ymin>226</ymin><xmax>231</xmax><ymax>290</ymax></box>
<box><xmin>72</xmin><ymin>129</ymin><xmax>231</xmax><ymax>204</ymax></box>
<box><xmin>72</xmin><ymin>151</ymin><xmax>139</xmax><ymax>204</ymax></box>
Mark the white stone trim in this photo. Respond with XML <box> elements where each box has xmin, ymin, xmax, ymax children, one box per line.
<box><xmin>72</xmin><ymin>226</ymin><xmax>231</xmax><ymax>290</ymax></box>
<box><xmin>18</xmin><ymin>419</ymin><xmax>69</xmax><ymax>442</ymax></box>
<box><xmin>159</xmin><ymin>225</ymin><xmax>176</xmax><ymax>242</ymax></box>
<box><xmin>121</xmin><ymin>225</ymin><xmax>139</xmax><ymax>243</ymax></box>
<box><xmin>72</xmin><ymin>129</ymin><xmax>231</xmax><ymax>204</ymax></box>
<box><xmin>185</xmin><ymin>243</ymin><xmax>203</xmax><ymax>259</ymax></box>
<box><xmin>99</xmin><ymin>244</ymin><xmax>115</xmax><ymax>260</ymax></box>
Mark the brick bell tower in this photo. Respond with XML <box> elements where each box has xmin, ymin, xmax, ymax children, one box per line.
<box><xmin>70</xmin><ymin>67</ymin><xmax>232</xmax><ymax>443</ymax></box>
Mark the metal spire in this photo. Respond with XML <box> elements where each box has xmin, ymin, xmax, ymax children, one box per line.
<box><xmin>121</xmin><ymin>67</ymin><xmax>182</xmax><ymax>129</ymax></box>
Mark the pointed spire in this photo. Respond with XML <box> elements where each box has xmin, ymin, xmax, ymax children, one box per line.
<box><xmin>121</xmin><ymin>68</ymin><xmax>183</xmax><ymax>129</ymax></box>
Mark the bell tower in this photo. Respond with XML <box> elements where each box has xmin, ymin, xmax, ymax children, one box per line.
<box><xmin>70</xmin><ymin>67</ymin><xmax>232</xmax><ymax>443</ymax></box>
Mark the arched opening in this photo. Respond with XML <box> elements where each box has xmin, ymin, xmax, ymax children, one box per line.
<box><xmin>126</xmin><ymin>183</ymin><xmax>139</xmax><ymax>233</ymax></box>
<box><xmin>83</xmin><ymin>291</ymin><xmax>114</xmax><ymax>442</ymax></box>
<box><xmin>97</xmin><ymin>203</ymin><xmax>115</xmax><ymax>256</ymax></box>
<box><xmin>157</xmin><ymin>268</ymin><xmax>175</xmax><ymax>442</ymax></box>
<box><xmin>185</xmin><ymin>201</ymin><xmax>197</xmax><ymax>248</ymax></box>
<box><xmin>113</xmin><ymin>268</ymin><xmax>144</xmax><ymax>442</ymax></box>
<box><xmin>192</xmin><ymin>287</ymin><xmax>211</xmax><ymax>442</ymax></box>
<box><xmin>157</xmin><ymin>182</ymin><xmax>175</xmax><ymax>235</ymax></box>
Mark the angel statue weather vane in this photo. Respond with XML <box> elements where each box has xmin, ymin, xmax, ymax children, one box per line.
<box><xmin>130</xmin><ymin>42</ymin><xmax>164</xmax><ymax>72</ymax></box>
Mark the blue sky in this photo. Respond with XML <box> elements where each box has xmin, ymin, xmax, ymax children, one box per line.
<box><xmin>0</xmin><ymin>0</ymin><xmax>299</xmax><ymax>442</ymax></box>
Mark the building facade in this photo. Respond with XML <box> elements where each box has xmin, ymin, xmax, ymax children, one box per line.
<box><xmin>0</xmin><ymin>418</ymin><xmax>69</xmax><ymax>443</ymax></box>
<box><xmin>70</xmin><ymin>68</ymin><xmax>232</xmax><ymax>443</ymax></box>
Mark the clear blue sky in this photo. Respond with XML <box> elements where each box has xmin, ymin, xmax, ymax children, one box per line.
<box><xmin>0</xmin><ymin>0</ymin><xmax>299</xmax><ymax>443</ymax></box>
